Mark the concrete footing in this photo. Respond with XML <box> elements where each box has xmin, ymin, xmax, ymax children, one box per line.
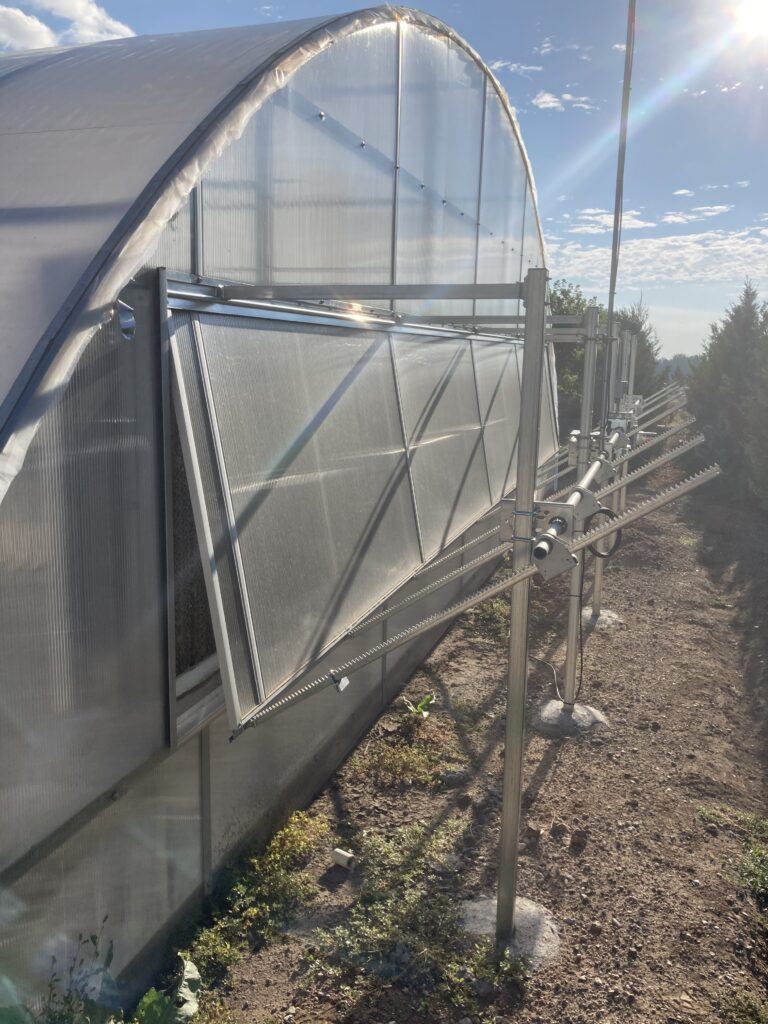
<box><xmin>582</xmin><ymin>608</ymin><xmax>624</xmax><ymax>630</ymax></box>
<box><xmin>534</xmin><ymin>698</ymin><xmax>609</xmax><ymax>737</ymax></box>
<box><xmin>462</xmin><ymin>895</ymin><xmax>560</xmax><ymax>966</ymax></box>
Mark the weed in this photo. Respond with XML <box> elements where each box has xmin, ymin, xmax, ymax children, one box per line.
<box><xmin>402</xmin><ymin>692</ymin><xmax>436</xmax><ymax>719</ymax></box>
<box><xmin>452</xmin><ymin>699</ymin><xmax>486</xmax><ymax>733</ymax></box>
<box><xmin>467</xmin><ymin>598</ymin><xmax>509</xmax><ymax>646</ymax></box>
<box><xmin>737</xmin><ymin>813</ymin><xmax>768</xmax><ymax>843</ymax></box>
<box><xmin>306</xmin><ymin>823</ymin><xmax>527</xmax><ymax>1018</ymax></box>
<box><xmin>354</xmin><ymin>741</ymin><xmax>438</xmax><ymax>787</ymax></box>
<box><xmin>181</xmin><ymin>812</ymin><xmax>329</xmax><ymax>987</ymax></box>
<box><xmin>722</xmin><ymin>992</ymin><xmax>768</xmax><ymax>1024</ymax></box>
<box><xmin>35</xmin><ymin>920</ymin><xmax>117</xmax><ymax>1024</ymax></box>
<box><xmin>697</xmin><ymin>805</ymin><xmax>727</xmax><ymax>827</ymax></box>
<box><xmin>740</xmin><ymin>842</ymin><xmax>768</xmax><ymax>908</ymax></box>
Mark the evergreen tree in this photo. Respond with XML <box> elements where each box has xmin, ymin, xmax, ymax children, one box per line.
<box><xmin>616</xmin><ymin>300</ymin><xmax>662</xmax><ymax>397</ymax></box>
<box><xmin>688</xmin><ymin>281</ymin><xmax>768</xmax><ymax>504</ymax></box>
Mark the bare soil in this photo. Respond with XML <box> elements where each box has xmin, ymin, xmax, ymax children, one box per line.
<box><xmin>217</xmin><ymin>468</ymin><xmax>767</xmax><ymax>1024</ymax></box>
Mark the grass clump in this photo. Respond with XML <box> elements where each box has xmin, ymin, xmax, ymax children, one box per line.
<box><xmin>306</xmin><ymin>822</ymin><xmax>527</xmax><ymax>1018</ymax></box>
<box><xmin>182</xmin><ymin>811</ymin><xmax>329</xmax><ymax>987</ymax></box>
<box><xmin>722</xmin><ymin>992</ymin><xmax>768</xmax><ymax>1024</ymax></box>
<box><xmin>697</xmin><ymin>805</ymin><xmax>727</xmax><ymax>827</ymax></box>
<box><xmin>740</xmin><ymin>842</ymin><xmax>768</xmax><ymax>908</ymax></box>
<box><xmin>354</xmin><ymin>742</ymin><xmax>438</xmax><ymax>787</ymax></box>
<box><xmin>467</xmin><ymin>598</ymin><xmax>509</xmax><ymax>646</ymax></box>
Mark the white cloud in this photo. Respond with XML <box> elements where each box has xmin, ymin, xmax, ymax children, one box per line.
<box><xmin>491</xmin><ymin>60</ymin><xmax>543</xmax><ymax>76</ymax></box>
<box><xmin>0</xmin><ymin>0</ymin><xmax>132</xmax><ymax>49</ymax></box>
<box><xmin>736</xmin><ymin>180</ymin><xmax>750</xmax><ymax>188</ymax></box>
<box><xmin>567</xmin><ymin>208</ymin><xmax>656</xmax><ymax>234</ymax></box>
<box><xmin>0</xmin><ymin>5</ymin><xmax>56</xmax><ymax>48</ymax></box>
<box><xmin>691</xmin><ymin>89</ymin><xmax>707</xmax><ymax>97</ymax></box>
<box><xmin>534</xmin><ymin>36</ymin><xmax>583</xmax><ymax>56</ymax></box>
<box><xmin>532</xmin><ymin>90</ymin><xmax>564</xmax><ymax>111</ymax></box>
<box><xmin>661</xmin><ymin>204</ymin><xmax>732</xmax><ymax>225</ymax></box>
<box><xmin>701</xmin><ymin>183</ymin><xmax>728</xmax><ymax>190</ymax></box>
<box><xmin>719</xmin><ymin>81</ymin><xmax>742</xmax><ymax>92</ymax></box>
<box><xmin>673</xmin><ymin>189</ymin><xmax>695</xmax><ymax>196</ymax></box>
<box><xmin>612</xmin><ymin>42</ymin><xmax>626</xmax><ymax>51</ymax></box>
<box><xmin>548</xmin><ymin>227</ymin><xmax>768</xmax><ymax>288</ymax></box>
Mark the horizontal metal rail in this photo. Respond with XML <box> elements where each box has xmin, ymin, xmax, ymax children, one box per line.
<box><xmin>349</xmin><ymin>538</ymin><xmax>514</xmax><ymax>635</ymax></box>
<box><xmin>634</xmin><ymin>398</ymin><xmax>688</xmax><ymax>434</ymax></box>
<box><xmin>613</xmin><ymin>417</ymin><xmax>697</xmax><ymax>466</ymax></box>
<box><xmin>595</xmin><ymin>434</ymin><xmax>705</xmax><ymax>498</ymax></box>
<box><xmin>414</xmin><ymin>522</ymin><xmax>502</xmax><ymax>576</ymax></box>
<box><xmin>241</xmin><ymin>465</ymin><xmax>720</xmax><ymax>730</ymax></box>
<box><xmin>641</xmin><ymin>389</ymin><xmax>685</xmax><ymax>419</ymax></box>
<box><xmin>220</xmin><ymin>283</ymin><xmax>525</xmax><ymax>302</ymax></box>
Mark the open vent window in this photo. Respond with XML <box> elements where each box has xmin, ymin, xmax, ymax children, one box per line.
<box><xmin>165</xmin><ymin>276</ymin><xmax>557</xmax><ymax>733</ymax></box>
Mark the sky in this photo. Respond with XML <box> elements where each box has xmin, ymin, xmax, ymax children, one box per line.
<box><xmin>1</xmin><ymin>0</ymin><xmax>766</xmax><ymax>356</ymax></box>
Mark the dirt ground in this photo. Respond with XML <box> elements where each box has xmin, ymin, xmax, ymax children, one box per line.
<box><xmin>214</xmin><ymin>467</ymin><xmax>767</xmax><ymax>1024</ymax></box>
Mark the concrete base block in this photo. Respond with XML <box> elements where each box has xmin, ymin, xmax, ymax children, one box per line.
<box><xmin>582</xmin><ymin>608</ymin><xmax>624</xmax><ymax>630</ymax></box>
<box><xmin>534</xmin><ymin>698</ymin><xmax>609</xmax><ymax>737</ymax></box>
<box><xmin>462</xmin><ymin>895</ymin><xmax>560</xmax><ymax>966</ymax></box>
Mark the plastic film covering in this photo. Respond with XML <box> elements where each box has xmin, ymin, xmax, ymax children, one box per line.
<box><xmin>475</xmin><ymin>86</ymin><xmax>527</xmax><ymax>318</ymax></box>
<box><xmin>395</xmin><ymin>24</ymin><xmax>484</xmax><ymax>317</ymax></box>
<box><xmin>471</xmin><ymin>339</ymin><xmax>521</xmax><ymax>502</ymax></box>
<box><xmin>208</xmin><ymin>624</ymin><xmax>384</xmax><ymax>867</ymax></box>
<box><xmin>538</xmin><ymin>346</ymin><xmax>559</xmax><ymax>462</ymax></box>
<box><xmin>0</xmin><ymin>739</ymin><xmax>202</xmax><ymax>1008</ymax></box>
<box><xmin>198</xmin><ymin>314</ymin><xmax>421</xmax><ymax>699</ymax></box>
<box><xmin>0</xmin><ymin>313</ymin><xmax>166</xmax><ymax>874</ymax></box>
<box><xmin>203</xmin><ymin>23</ymin><xmax>397</xmax><ymax>284</ymax></box>
<box><xmin>0</xmin><ymin>8</ymin><xmax>546</xmax><ymax>512</ymax></box>
<box><xmin>150</xmin><ymin>195</ymin><xmax>194</xmax><ymax>275</ymax></box>
<box><xmin>391</xmin><ymin>333</ymin><xmax>491</xmax><ymax>559</ymax></box>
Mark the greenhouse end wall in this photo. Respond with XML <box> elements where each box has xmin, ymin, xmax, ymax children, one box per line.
<box><xmin>0</xmin><ymin>8</ymin><xmax>555</xmax><ymax>1009</ymax></box>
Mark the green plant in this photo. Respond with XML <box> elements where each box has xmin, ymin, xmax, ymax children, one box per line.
<box><xmin>697</xmin><ymin>805</ymin><xmax>727</xmax><ymax>827</ymax></box>
<box><xmin>741</xmin><ymin>842</ymin><xmax>768</xmax><ymax>908</ymax></box>
<box><xmin>306</xmin><ymin>823</ymin><xmax>527</xmax><ymax>1018</ymax></box>
<box><xmin>402</xmin><ymin>693</ymin><xmax>436</xmax><ymax>719</ymax></box>
<box><xmin>182</xmin><ymin>812</ymin><xmax>329</xmax><ymax>987</ymax></box>
<box><xmin>469</xmin><ymin>597</ymin><xmax>509</xmax><ymax>646</ymax></box>
<box><xmin>133</xmin><ymin>959</ymin><xmax>200</xmax><ymax>1024</ymax></box>
<box><xmin>354</xmin><ymin>741</ymin><xmax>437</xmax><ymax>787</ymax></box>
<box><xmin>722</xmin><ymin>992</ymin><xmax>768</xmax><ymax>1024</ymax></box>
<box><xmin>35</xmin><ymin>920</ymin><xmax>117</xmax><ymax>1024</ymax></box>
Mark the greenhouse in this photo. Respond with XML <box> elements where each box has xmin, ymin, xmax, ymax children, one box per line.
<box><xmin>0</xmin><ymin>5</ymin><xmax>557</xmax><ymax>1004</ymax></box>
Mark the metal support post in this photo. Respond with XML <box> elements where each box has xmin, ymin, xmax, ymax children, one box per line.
<box><xmin>619</xmin><ymin>329</ymin><xmax>631</xmax><ymax>401</ymax></box>
<box><xmin>496</xmin><ymin>268</ymin><xmax>549</xmax><ymax>950</ymax></box>
<box><xmin>561</xmin><ymin>307</ymin><xmax>598</xmax><ymax>708</ymax></box>
<box><xmin>628</xmin><ymin>333</ymin><xmax>638</xmax><ymax>397</ymax></box>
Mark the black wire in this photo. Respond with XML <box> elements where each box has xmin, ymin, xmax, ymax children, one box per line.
<box><xmin>586</xmin><ymin>506</ymin><xmax>623</xmax><ymax>559</ymax></box>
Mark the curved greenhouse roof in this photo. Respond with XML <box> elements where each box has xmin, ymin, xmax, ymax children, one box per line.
<box><xmin>0</xmin><ymin>6</ymin><xmax>545</xmax><ymax>479</ymax></box>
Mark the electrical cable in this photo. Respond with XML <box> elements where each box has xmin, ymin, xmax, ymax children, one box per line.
<box><xmin>586</xmin><ymin>506</ymin><xmax>622</xmax><ymax>559</ymax></box>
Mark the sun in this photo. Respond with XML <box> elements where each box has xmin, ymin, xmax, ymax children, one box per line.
<box><xmin>733</xmin><ymin>0</ymin><xmax>768</xmax><ymax>39</ymax></box>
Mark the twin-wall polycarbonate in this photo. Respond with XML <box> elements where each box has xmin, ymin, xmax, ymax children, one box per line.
<box><xmin>170</xmin><ymin>304</ymin><xmax>555</xmax><ymax>727</ymax></box>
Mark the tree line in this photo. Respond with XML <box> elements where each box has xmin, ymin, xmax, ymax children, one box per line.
<box><xmin>551</xmin><ymin>278</ymin><xmax>768</xmax><ymax>508</ymax></box>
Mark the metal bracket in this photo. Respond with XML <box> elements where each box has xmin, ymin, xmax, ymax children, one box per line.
<box><xmin>533</xmin><ymin>535</ymin><xmax>578</xmax><ymax>581</ymax></box>
<box><xmin>568</xmin><ymin>485</ymin><xmax>602</xmax><ymax>524</ymax></box>
<box><xmin>330</xmin><ymin>672</ymin><xmax>350</xmax><ymax>694</ymax></box>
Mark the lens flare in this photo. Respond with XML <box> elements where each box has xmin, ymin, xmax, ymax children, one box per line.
<box><xmin>733</xmin><ymin>0</ymin><xmax>768</xmax><ymax>38</ymax></box>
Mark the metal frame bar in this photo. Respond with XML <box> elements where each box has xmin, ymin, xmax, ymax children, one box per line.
<box><xmin>219</xmin><ymin>283</ymin><xmax>526</xmax><ymax>302</ymax></box>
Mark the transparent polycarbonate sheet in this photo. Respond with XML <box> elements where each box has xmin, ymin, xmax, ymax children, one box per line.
<box><xmin>209</xmin><ymin>626</ymin><xmax>383</xmax><ymax>867</ymax></box>
<box><xmin>0</xmin><ymin>314</ymin><xmax>166</xmax><ymax>874</ymax></box>
<box><xmin>472</xmin><ymin>339</ymin><xmax>522</xmax><ymax>502</ymax></box>
<box><xmin>198</xmin><ymin>314</ymin><xmax>422</xmax><ymax>704</ymax></box>
<box><xmin>538</xmin><ymin>349</ymin><xmax>559</xmax><ymax>463</ymax></box>
<box><xmin>203</xmin><ymin>23</ymin><xmax>397</xmax><ymax>284</ymax></box>
<box><xmin>392</xmin><ymin>333</ymin><xmax>491</xmax><ymax>559</ymax></box>
<box><xmin>395</xmin><ymin>24</ymin><xmax>484</xmax><ymax>316</ymax></box>
<box><xmin>169</xmin><ymin>313</ymin><xmax>258</xmax><ymax>722</ymax></box>
<box><xmin>475</xmin><ymin>87</ymin><xmax>527</xmax><ymax>317</ymax></box>
<box><xmin>520</xmin><ymin>182</ymin><xmax>545</xmax><ymax>277</ymax></box>
<box><xmin>150</xmin><ymin>193</ymin><xmax>194</xmax><ymax>274</ymax></box>
<box><xmin>0</xmin><ymin>740</ymin><xmax>202</xmax><ymax>1009</ymax></box>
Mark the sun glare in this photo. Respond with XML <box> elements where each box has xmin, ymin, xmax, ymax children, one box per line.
<box><xmin>733</xmin><ymin>0</ymin><xmax>768</xmax><ymax>39</ymax></box>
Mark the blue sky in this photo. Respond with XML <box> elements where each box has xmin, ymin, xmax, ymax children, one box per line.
<box><xmin>1</xmin><ymin>0</ymin><xmax>766</xmax><ymax>355</ymax></box>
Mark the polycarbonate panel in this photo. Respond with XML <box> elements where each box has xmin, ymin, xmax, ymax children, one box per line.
<box><xmin>392</xmin><ymin>333</ymin><xmax>491</xmax><ymax>559</ymax></box>
<box><xmin>538</xmin><ymin>348</ymin><xmax>559</xmax><ymax>463</ymax></box>
<box><xmin>197</xmin><ymin>314</ymin><xmax>422</xmax><ymax>705</ymax></box>
<box><xmin>209</xmin><ymin>626</ymin><xmax>383</xmax><ymax>867</ymax></box>
<box><xmin>520</xmin><ymin>182</ymin><xmax>545</xmax><ymax>277</ymax></box>
<box><xmin>475</xmin><ymin>87</ymin><xmax>527</xmax><ymax>317</ymax></box>
<box><xmin>472</xmin><ymin>339</ymin><xmax>522</xmax><ymax>502</ymax></box>
<box><xmin>395</xmin><ymin>25</ymin><xmax>485</xmax><ymax>316</ymax></box>
<box><xmin>150</xmin><ymin>193</ymin><xmax>194</xmax><ymax>274</ymax></box>
<box><xmin>0</xmin><ymin>740</ymin><xmax>202</xmax><ymax>1010</ymax></box>
<box><xmin>203</xmin><ymin>23</ymin><xmax>397</xmax><ymax>284</ymax></box>
<box><xmin>169</xmin><ymin>313</ymin><xmax>258</xmax><ymax>721</ymax></box>
<box><xmin>0</xmin><ymin>313</ymin><xmax>166</xmax><ymax>874</ymax></box>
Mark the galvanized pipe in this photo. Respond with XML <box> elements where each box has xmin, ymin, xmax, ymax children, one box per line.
<box><xmin>591</xmin><ymin>427</ymin><xmax>622</xmax><ymax>616</ymax></box>
<box><xmin>596</xmin><ymin>434</ymin><xmax>705</xmax><ymax>500</ymax></box>
<box><xmin>496</xmin><ymin>267</ymin><xmax>549</xmax><ymax>949</ymax></box>
<box><xmin>562</xmin><ymin>307</ymin><xmax>599</xmax><ymax>706</ymax></box>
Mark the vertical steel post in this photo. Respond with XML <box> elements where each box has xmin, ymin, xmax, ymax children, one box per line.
<box><xmin>628</xmin><ymin>332</ymin><xmax>638</xmax><ymax>397</ymax></box>
<box><xmin>593</xmin><ymin>323</ymin><xmax>620</xmax><ymax>615</ymax></box>
<box><xmin>562</xmin><ymin>307</ymin><xmax>599</xmax><ymax>706</ymax></box>
<box><xmin>496</xmin><ymin>267</ymin><xmax>548</xmax><ymax>948</ymax></box>
<box><xmin>619</xmin><ymin>328</ymin><xmax>631</xmax><ymax>401</ymax></box>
